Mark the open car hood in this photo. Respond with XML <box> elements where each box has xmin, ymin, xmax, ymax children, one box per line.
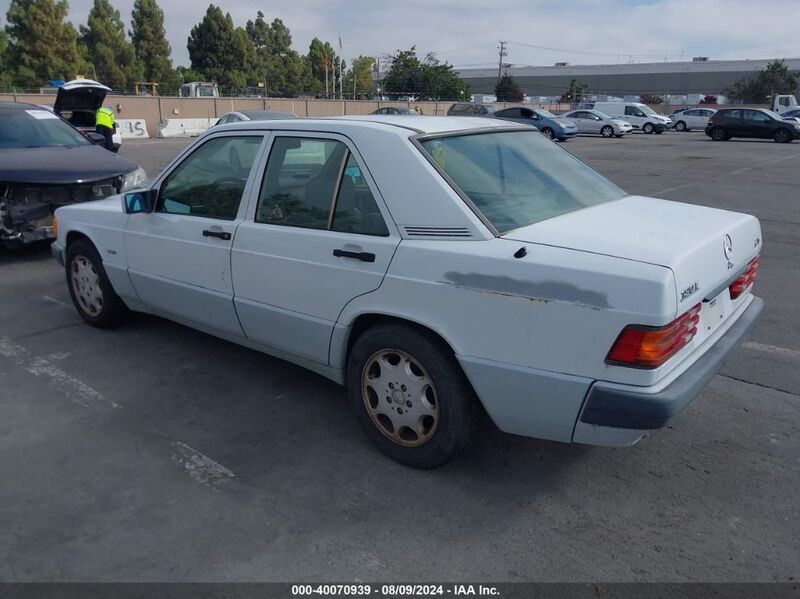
<box><xmin>54</xmin><ymin>79</ymin><xmax>111</xmax><ymax>114</ymax></box>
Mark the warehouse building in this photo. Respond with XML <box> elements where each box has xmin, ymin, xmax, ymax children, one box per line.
<box><xmin>457</xmin><ymin>57</ymin><xmax>800</xmax><ymax>98</ymax></box>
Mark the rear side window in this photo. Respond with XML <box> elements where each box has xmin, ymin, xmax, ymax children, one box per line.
<box><xmin>256</xmin><ymin>137</ymin><xmax>389</xmax><ymax>236</ymax></box>
<box><xmin>419</xmin><ymin>130</ymin><xmax>626</xmax><ymax>233</ymax></box>
<box><xmin>158</xmin><ymin>136</ymin><xmax>262</xmax><ymax>220</ymax></box>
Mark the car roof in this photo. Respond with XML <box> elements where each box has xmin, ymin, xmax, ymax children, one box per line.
<box><xmin>217</xmin><ymin>115</ymin><xmax>527</xmax><ymax>135</ymax></box>
<box><xmin>240</xmin><ymin>110</ymin><xmax>297</xmax><ymax>119</ymax></box>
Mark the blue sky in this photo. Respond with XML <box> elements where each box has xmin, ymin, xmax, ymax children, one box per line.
<box><xmin>2</xmin><ymin>0</ymin><xmax>798</xmax><ymax>68</ymax></box>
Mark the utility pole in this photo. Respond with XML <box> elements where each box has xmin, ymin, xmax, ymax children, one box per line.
<box><xmin>497</xmin><ymin>41</ymin><xmax>508</xmax><ymax>84</ymax></box>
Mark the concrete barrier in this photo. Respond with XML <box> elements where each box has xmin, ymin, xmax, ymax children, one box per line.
<box><xmin>157</xmin><ymin>117</ymin><xmax>216</xmax><ymax>138</ymax></box>
<box><xmin>117</xmin><ymin>119</ymin><xmax>149</xmax><ymax>139</ymax></box>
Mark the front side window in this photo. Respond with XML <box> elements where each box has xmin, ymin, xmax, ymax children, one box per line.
<box><xmin>498</xmin><ymin>108</ymin><xmax>521</xmax><ymax>118</ymax></box>
<box><xmin>256</xmin><ymin>137</ymin><xmax>389</xmax><ymax>236</ymax></box>
<box><xmin>419</xmin><ymin>130</ymin><xmax>627</xmax><ymax>234</ymax></box>
<box><xmin>158</xmin><ymin>136</ymin><xmax>262</xmax><ymax>219</ymax></box>
<box><xmin>744</xmin><ymin>110</ymin><xmax>771</xmax><ymax>122</ymax></box>
<box><xmin>624</xmin><ymin>106</ymin><xmax>641</xmax><ymax>116</ymax></box>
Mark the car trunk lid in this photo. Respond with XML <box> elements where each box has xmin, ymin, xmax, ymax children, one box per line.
<box><xmin>502</xmin><ymin>195</ymin><xmax>762</xmax><ymax>316</ymax></box>
<box><xmin>54</xmin><ymin>79</ymin><xmax>111</xmax><ymax>116</ymax></box>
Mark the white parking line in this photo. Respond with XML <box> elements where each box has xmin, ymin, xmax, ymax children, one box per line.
<box><xmin>743</xmin><ymin>341</ymin><xmax>800</xmax><ymax>361</ymax></box>
<box><xmin>0</xmin><ymin>335</ymin><xmax>119</xmax><ymax>408</ymax></box>
<box><xmin>170</xmin><ymin>442</ymin><xmax>235</xmax><ymax>489</ymax></box>
<box><xmin>42</xmin><ymin>295</ymin><xmax>73</xmax><ymax>309</ymax></box>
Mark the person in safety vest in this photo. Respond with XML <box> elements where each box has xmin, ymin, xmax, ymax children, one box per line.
<box><xmin>95</xmin><ymin>106</ymin><xmax>116</xmax><ymax>149</ymax></box>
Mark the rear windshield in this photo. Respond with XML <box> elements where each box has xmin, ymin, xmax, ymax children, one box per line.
<box><xmin>0</xmin><ymin>109</ymin><xmax>90</xmax><ymax>149</ymax></box>
<box><xmin>419</xmin><ymin>130</ymin><xmax>627</xmax><ymax>233</ymax></box>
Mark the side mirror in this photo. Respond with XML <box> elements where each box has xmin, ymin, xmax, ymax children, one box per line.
<box><xmin>86</xmin><ymin>132</ymin><xmax>109</xmax><ymax>148</ymax></box>
<box><xmin>123</xmin><ymin>189</ymin><xmax>157</xmax><ymax>214</ymax></box>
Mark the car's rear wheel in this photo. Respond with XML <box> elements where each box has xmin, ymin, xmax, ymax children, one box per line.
<box><xmin>675</xmin><ymin>121</ymin><xmax>687</xmax><ymax>132</ymax></box>
<box><xmin>346</xmin><ymin>323</ymin><xmax>479</xmax><ymax>468</ymax></box>
<box><xmin>774</xmin><ymin>128</ymin><xmax>793</xmax><ymax>143</ymax></box>
<box><xmin>541</xmin><ymin>127</ymin><xmax>555</xmax><ymax>140</ymax></box>
<box><xmin>710</xmin><ymin>127</ymin><xmax>729</xmax><ymax>141</ymax></box>
<box><xmin>601</xmin><ymin>125</ymin><xmax>614</xmax><ymax>138</ymax></box>
<box><xmin>643</xmin><ymin>122</ymin><xmax>655</xmax><ymax>134</ymax></box>
<box><xmin>66</xmin><ymin>239</ymin><xmax>128</xmax><ymax>328</ymax></box>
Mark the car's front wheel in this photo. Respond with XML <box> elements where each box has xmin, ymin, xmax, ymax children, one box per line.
<box><xmin>541</xmin><ymin>127</ymin><xmax>555</xmax><ymax>140</ymax></box>
<box><xmin>601</xmin><ymin>125</ymin><xmax>614</xmax><ymax>138</ymax></box>
<box><xmin>346</xmin><ymin>323</ymin><xmax>479</xmax><ymax>468</ymax></box>
<box><xmin>675</xmin><ymin>121</ymin><xmax>687</xmax><ymax>132</ymax></box>
<box><xmin>643</xmin><ymin>122</ymin><xmax>655</xmax><ymax>134</ymax></box>
<box><xmin>66</xmin><ymin>239</ymin><xmax>129</xmax><ymax>328</ymax></box>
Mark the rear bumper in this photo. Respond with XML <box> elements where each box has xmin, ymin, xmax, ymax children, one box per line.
<box><xmin>579</xmin><ymin>296</ymin><xmax>763</xmax><ymax>430</ymax></box>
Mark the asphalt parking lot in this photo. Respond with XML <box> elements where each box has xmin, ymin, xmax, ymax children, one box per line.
<box><xmin>1</xmin><ymin>131</ymin><xmax>798</xmax><ymax>582</ymax></box>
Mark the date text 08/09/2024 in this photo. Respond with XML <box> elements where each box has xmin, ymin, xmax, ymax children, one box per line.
<box><xmin>291</xmin><ymin>584</ymin><xmax>500</xmax><ymax>596</ymax></box>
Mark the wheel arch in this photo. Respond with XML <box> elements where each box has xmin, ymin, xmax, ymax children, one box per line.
<box><xmin>334</xmin><ymin>312</ymin><xmax>462</xmax><ymax>373</ymax></box>
<box><xmin>66</xmin><ymin>230</ymin><xmax>95</xmax><ymax>250</ymax></box>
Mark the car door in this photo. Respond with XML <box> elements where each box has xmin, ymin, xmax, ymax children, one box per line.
<box><xmin>743</xmin><ymin>110</ymin><xmax>775</xmax><ymax>139</ymax></box>
<box><xmin>582</xmin><ymin>111</ymin><xmax>602</xmax><ymax>134</ymax></box>
<box><xmin>624</xmin><ymin>105</ymin><xmax>644</xmax><ymax>129</ymax></box>
<box><xmin>124</xmin><ymin>132</ymin><xmax>266</xmax><ymax>335</ymax></box>
<box><xmin>231</xmin><ymin>133</ymin><xmax>400</xmax><ymax>365</ymax></box>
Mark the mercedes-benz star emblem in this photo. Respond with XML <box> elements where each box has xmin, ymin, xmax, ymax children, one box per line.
<box><xmin>723</xmin><ymin>234</ymin><xmax>733</xmax><ymax>260</ymax></box>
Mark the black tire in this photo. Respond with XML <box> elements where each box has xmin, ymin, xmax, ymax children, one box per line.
<box><xmin>675</xmin><ymin>120</ymin><xmax>687</xmax><ymax>132</ymax></box>
<box><xmin>774</xmin><ymin>128</ymin><xmax>793</xmax><ymax>143</ymax></box>
<box><xmin>615</xmin><ymin>134</ymin><xmax>623</xmax><ymax>138</ymax></box>
<box><xmin>557</xmin><ymin>137</ymin><xmax>568</xmax><ymax>142</ymax></box>
<box><xmin>642</xmin><ymin>122</ymin><xmax>655</xmax><ymax>134</ymax></box>
<box><xmin>655</xmin><ymin>129</ymin><xmax>664</xmax><ymax>134</ymax></box>
<box><xmin>346</xmin><ymin>323</ymin><xmax>479</xmax><ymax>468</ymax></box>
<box><xmin>541</xmin><ymin>127</ymin><xmax>555</xmax><ymax>140</ymax></box>
<box><xmin>65</xmin><ymin>238</ymin><xmax>129</xmax><ymax>328</ymax></box>
<box><xmin>710</xmin><ymin>127</ymin><xmax>729</xmax><ymax>141</ymax></box>
<box><xmin>601</xmin><ymin>125</ymin><xmax>614</xmax><ymax>138</ymax></box>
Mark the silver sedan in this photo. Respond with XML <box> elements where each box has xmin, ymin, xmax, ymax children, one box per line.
<box><xmin>561</xmin><ymin>109</ymin><xmax>633</xmax><ymax>138</ymax></box>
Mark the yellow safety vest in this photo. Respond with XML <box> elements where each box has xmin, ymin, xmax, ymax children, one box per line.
<box><xmin>96</xmin><ymin>107</ymin><xmax>115</xmax><ymax>129</ymax></box>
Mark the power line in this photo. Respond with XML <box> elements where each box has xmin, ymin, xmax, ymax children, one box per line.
<box><xmin>507</xmin><ymin>40</ymin><xmax>685</xmax><ymax>59</ymax></box>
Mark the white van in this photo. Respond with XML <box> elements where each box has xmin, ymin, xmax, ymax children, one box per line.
<box><xmin>594</xmin><ymin>102</ymin><xmax>672</xmax><ymax>134</ymax></box>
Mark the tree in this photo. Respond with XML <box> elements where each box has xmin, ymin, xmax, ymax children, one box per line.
<box><xmin>725</xmin><ymin>59</ymin><xmax>799</xmax><ymax>103</ymax></box>
<box><xmin>0</xmin><ymin>30</ymin><xmax>11</xmax><ymax>89</ymax></box>
<box><xmin>495</xmin><ymin>73</ymin><xmax>524</xmax><ymax>102</ymax></box>
<box><xmin>307</xmin><ymin>37</ymin><xmax>339</xmax><ymax>96</ymax></box>
<box><xmin>382</xmin><ymin>47</ymin><xmax>469</xmax><ymax>100</ymax></box>
<box><xmin>559</xmin><ymin>78</ymin><xmax>588</xmax><ymax>104</ymax></box>
<box><xmin>130</xmin><ymin>0</ymin><xmax>172</xmax><ymax>88</ymax></box>
<box><xmin>700</xmin><ymin>95</ymin><xmax>718</xmax><ymax>105</ymax></box>
<box><xmin>80</xmin><ymin>0</ymin><xmax>141</xmax><ymax>90</ymax></box>
<box><xmin>640</xmin><ymin>93</ymin><xmax>663</xmax><ymax>104</ymax></box>
<box><xmin>188</xmin><ymin>4</ymin><xmax>249</xmax><ymax>93</ymax></box>
<box><xmin>4</xmin><ymin>0</ymin><xmax>87</xmax><ymax>88</ymax></box>
<box><xmin>344</xmin><ymin>55</ymin><xmax>375</xmax><ymax>98</ymax></box>
<box><xmin>244</xmin><ymin>11</ymin><xmax>310</xmax><ymax>96</ymax></box>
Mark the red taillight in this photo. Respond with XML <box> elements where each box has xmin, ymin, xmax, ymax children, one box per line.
<box><xmin>730</xmin><ymin>255</ymin><xmax>760</xmax><ymax>300</ymax></box>
<box><xmin>606</xmin><ymin>304</ymin><xmax>701</xmax><ymax>369</ymax></box>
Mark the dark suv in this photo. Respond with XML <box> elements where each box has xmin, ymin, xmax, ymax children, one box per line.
<box><xmin>705</xmin><ymin>108</ymin><xmax>800</xmax><ymax>143</ymax></box>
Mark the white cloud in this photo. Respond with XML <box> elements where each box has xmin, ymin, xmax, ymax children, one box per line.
<box><xmin>2</xmin><ymin>0</ymin><xmax>798</xmax><ymax>67</ymax></box>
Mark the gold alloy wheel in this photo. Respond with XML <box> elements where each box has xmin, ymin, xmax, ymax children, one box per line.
<box><xmin>70</xmin><ymin>255</ymin><xmax>104</xmax><ymax>317</ymax></box>
<box><xmin>361</xmin><ymin>349</ymin><xmax>439</xmax><ymax>447</ymax></box>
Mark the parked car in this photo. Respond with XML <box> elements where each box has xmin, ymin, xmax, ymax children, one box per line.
<box><xmin>493</xmin><ymin>107</ymin><xmax>579</xmax><ymax>141</ymax></box>
<box><xmin>560</xmin><ymin>109</ymin><xmax>633</xmax><ymax>138</ymax></box>
<box><xmin>672</xmin><ymin>108</ymin><xmax>717</xmax><ymax>132</ymax></box>
<box><xmin>372</xmin><ymin>107</ymin><xmax>421</xmax><ymax>115</ymax></box>
<box><xmin>779</xmin><ymin>108</ymin><xmax>800</xmax><ymax>123</ymax></box>
<box><xmin>593</xmin><ymin>102</ymin><xmax>672</xmax><ymax>134</ymax></box>
<box><xmin>0</xmin><ymin>102</ymin><xmax>145</xmax><ymax>248</ymax></box>
<box><xmin>51</xmin><ymin>116</ymin><xmax>763</xmax><ymax>468</ymax></box>
<box><xmin>705</xmin><ymin>108</ymin><xmax>800</xmax><ymax>143</ymax></box>
<box><xmin>53</xmin><ymin>79</ymin><xmax>122</xmax><ymax>152</ymax></box>
<box><xmin>447</xmin><ymin>102</ymin><xmax>495</xmax><ymax>116</ymax></box>
<box><xmin>215</xmin><ymin>110</ymin><xmax>296</xmax><ymax>126</ymax></box>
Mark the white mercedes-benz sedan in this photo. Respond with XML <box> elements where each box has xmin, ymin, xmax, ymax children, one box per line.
<box><xmin>51</xmin><ymin>116</ymin><xmax>763</xmax><ymax>468</ymax></box>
